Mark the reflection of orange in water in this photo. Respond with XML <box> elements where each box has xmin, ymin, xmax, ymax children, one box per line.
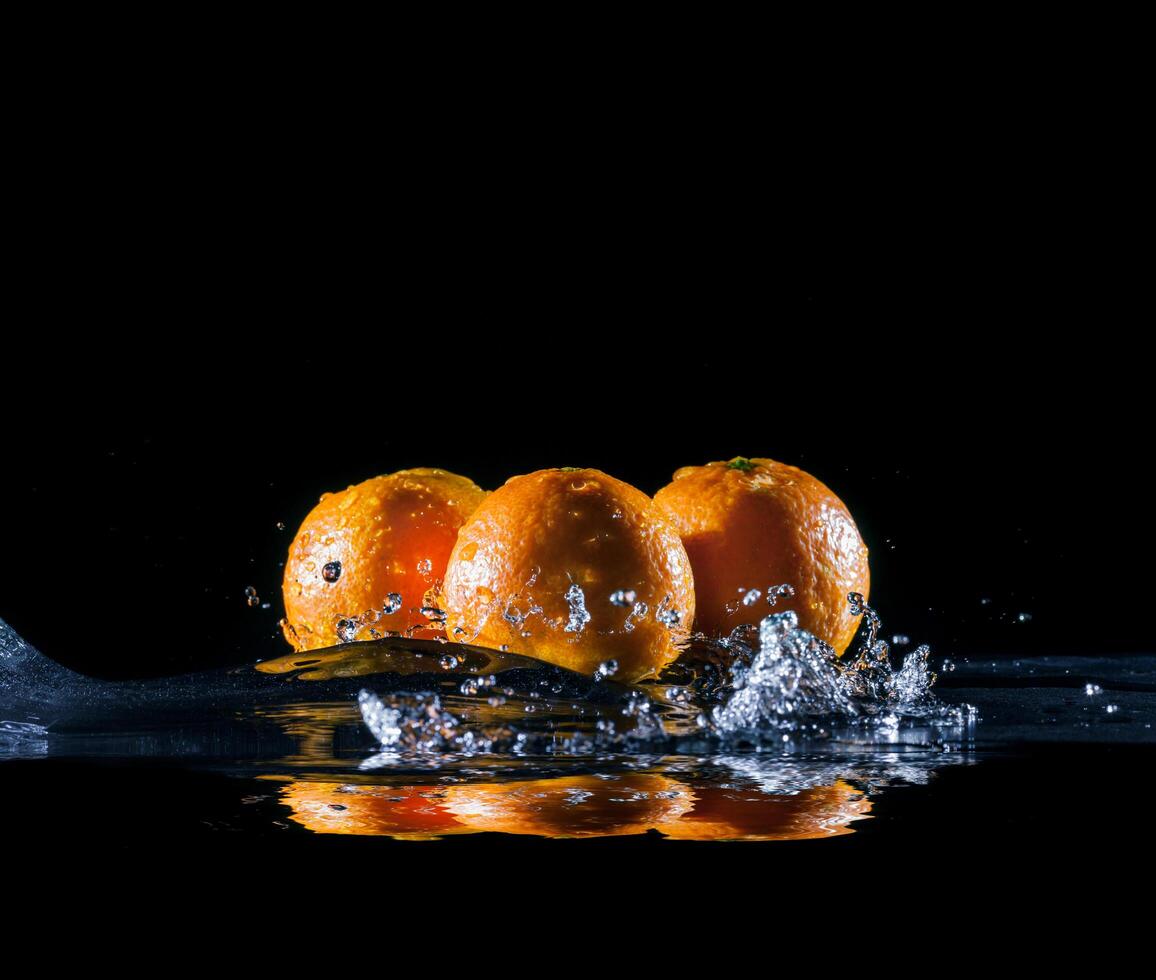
<box><xmin>656</xmin><ymin>780</ymin><xmax>870</xmax><ymax>841</ymax></box>
<box><xmin>441</xmin><ymin>775</ymin><xmax>693</xmax><ymax>839</ymax></box>
<box><xmin>441</xmin><ymin>468</ymin><xmax>695</xmax><ymax>682</ymax></box>
<box><xmin>276</xmin><ymin>776</ymin><xmax>870</xmax><ymax>842</ymax></box>
<box><xmin>281</xmin><ymin>468</ymin><xmax>488</xmax><ymax>650</ymax></box>
<box><xmin>654</xmin><ymin>457</ymin><xmax>870</xmax><ymax>654</ymax></box>
<box><xmin>279</xmin><ymin>782</ymin><xmax>476</xmax><ymax>840</ymax></box>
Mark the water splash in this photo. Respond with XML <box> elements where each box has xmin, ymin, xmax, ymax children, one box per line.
<box><xmin>564</xmin><ymin>583</ymin><xmax>591</xmax><ymax>633</ymax></box>
<box><xmin>1</xmin><ymin>590</ymin><xmax>974</xmax><ymax>765</ymax></box>
<box><xmin>352</xmin><ymin>592</ymin><xmax>974</xmax><ymax>755</ymax></box>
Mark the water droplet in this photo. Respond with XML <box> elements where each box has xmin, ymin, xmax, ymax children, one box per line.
<box><xmin>244</xmin><ymin>586</ymin><xmax>260</xmax><ymax>607</ymax></box>
<box><xmin>381</xmin><ymin>593</ymin><xmax>403</xmax><ymax>615</ymax></box>
<box><xmin>1016</xmin><ymin>612</ymin><xmax>1033</xmax><ymax>623</ymax></box>
<box><xmin>322</xmin><ymin>561</ymin><xmax>342</xmax><ymax>583</ymax></box>
<box><xmin>1085</xmin><ymin>683</ymin><xmax>1103</xmax><ymax>695</ymax></box>
<box><xmin>622</xmin><ymin>600</ymin><xmax>649</xmax><ymax>632</ymax></box>
<box><xmin>741</xmin><ymin>588</ymin><xmax>761</xmax><ymax>607</ymax></box>
<box><xmin>609</xmin><ymin>589</ymin><xmax>637</xmax><ymax>607</ymax></box>
<box><xmin>417</xmin><ymin>558</ymin><xmax>433</xmax><ymax>576</ymax></box>
<box><xmin>439</xmin><ymin>654</ymin><xmax>458</xmax><ymax>671</ymax></box>
<box><xmin>564</xmin><ymin>582</ymin><xmax>591</xmax><ymax>633</ymax></box>
<box><xmin>891</xmin><ymin>634</ymin><xmax>910</xmax><ymax>646</ymax></box>
<box><xmin>766</xmin><ymin>583</ymin><xmax>796</xmax><ymax>607</ymax></box>
<box><xmin>1105</xmin><ymin>704</ymin><xmax>1119</xmax><ymax>714</ymax></box>
<box><xmin>594</xmin><ymin>659</ymin><xmax>619</xmax><ymax>681</ymax></box>
<box><xmin>276</xmin><ymin>521</ymin><xmax>286</xmax><ymax>531</ymax></box>
<box><xmin>336</xmin><ymin>619</ymin><xmax>358</xmax><ymax>643</ymax></box>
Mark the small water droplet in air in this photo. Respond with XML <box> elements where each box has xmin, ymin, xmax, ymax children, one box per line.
<box><xmin>276</xmin><ymin>521</ymin><xmax>286</xmax><ymax>531</ymax></box>
<box><xmin>322</xmin><ymin>561</ymin><xmax>342</xmax><ymax>583</ymax></box>
<box><xmin>244</xmin><ymin>586</ymin><xmax>260</xmax><ymax>607</ymax></box>
<box><xmin>1085</xmin><ymin>683</ymin><xmax>1103</xmax><ymax>695</ymax></box>
<box><xmin>1105</xmin><ymin>704</ymin><xmax>1119</xmax><ymax>714</ymax></box>
<box><xmin>609</xmin><ymin>589</ymin><xmax>637</xmax><ymax>607</ymax></box>
<box><xmin>417</xmin><ymin>558</ymin><xmax>433</xmax><ymax>576</ymax></box>
<box><xmin>891</xmin><ymin>634</ymin><xmax>910</xmax><ymax>645</ymax></box>
<box><xmin>439</xmin><ymin>654</ymin><xmax>458</xmax><ymax>671</ymax></box>
<box><xmin>336</xmin><ymin>619</ymin><xmax>358</xmax><ymax>643</ymax></box>
<box><xmin>1016</xmin><ymin>612</ymin><xmax>1033</xmax><ymax>623</ymax></box>
<box><xmin>382</xmin><ymin>593</ymin><xmax>403</xmax><ymax>615</ymax></box>
<box><xmin>741</xmin><ymin>588</ymin><xmax>761</xmax><ymax>607</ymax></box>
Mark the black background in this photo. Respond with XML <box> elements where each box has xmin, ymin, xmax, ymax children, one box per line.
<box><xmin>2</xmin><ymin>238</ymin><xmax>1147</xmax><ymax>678</ymax></box>
<box><xmin>1</xmin><ymin>63</ymin><xmax>1151</xmax><ymax>928</ymax></box>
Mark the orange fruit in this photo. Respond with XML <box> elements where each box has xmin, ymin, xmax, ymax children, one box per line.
<box><xmin>653</xmin><ymin>457</ymin><xmax>869</xmax><ymax>654</ymax></box>
<box><xmin>440</xmin><ymin>467</ymin><xmax>695</xmax><ymax>681</ymax></box>
<box><xmin>281</xmin><ymin>468</ymin><xmax>488</xmax><ymax>650</ymax></box>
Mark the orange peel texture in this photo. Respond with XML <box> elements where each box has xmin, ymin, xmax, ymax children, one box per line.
<box><xmin>653</xmin><ymin>457</ymin><xmax>869</xmax><ymax>654</ymax></box>
<box><xmin>281</xmin><ymin>468</ymin><xmax>488</xmax><ymax>650</ymax></box>
<box><xmin>441</xmin><ymin>467</ymin><xmax>695</xmax><ymax>681</ymax></box>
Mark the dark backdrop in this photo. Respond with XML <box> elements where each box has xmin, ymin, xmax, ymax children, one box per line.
<box><xmin>1</xmin><ymin>234</ymin><xmax>1146</xmax><ymax>678</ymax></box>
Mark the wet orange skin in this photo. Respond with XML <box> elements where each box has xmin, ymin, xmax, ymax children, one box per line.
<box><xmin>440</xmin><ymin>468</ymin><xmax>695</xmax><ymax>682</ymax></box>
<box><xmin>281</xmin><ymin>468</ymin><xmax>488</xmax><ymax>650</ymax></box>
<box><xmin>653</xmin><ymin>457</ymin><xmax>870</xmax><ymax>654</ymax></box>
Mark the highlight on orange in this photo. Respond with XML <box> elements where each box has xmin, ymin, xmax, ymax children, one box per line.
<box><xmin>440</xmin><ymin>467</ymin><xmax>695</xmax><ymax>682</ymax></box>
<box><xmin>653</xmin><ymin>457</ymin><xmax>870</xmax><ymax>654</ymax></box>
<box><xmin>281</xmin><ymin>468</ymin><xmax>488</xmax><ymax>651</ymax></box>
